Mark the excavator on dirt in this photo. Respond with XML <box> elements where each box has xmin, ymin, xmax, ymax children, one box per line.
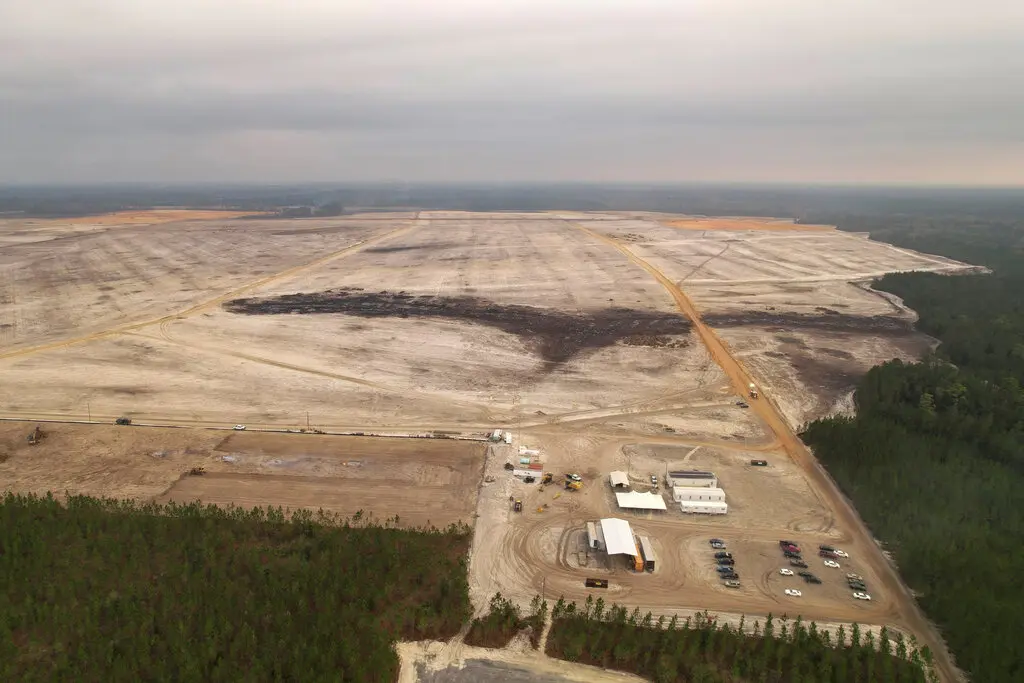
<box><xmin>26</xmin><ymin>425</ymin><xmax>43</xmax><ymax>445</ymax></box>
<box><xmin>187</xmin><ymin>467</ymin><xmax>206</xmax><ymax>476</ymax></box>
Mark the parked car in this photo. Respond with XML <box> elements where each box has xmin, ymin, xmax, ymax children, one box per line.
<box><xmin>723</xmin><ymin>580</ymin><xmax>741</xmax><ymax>588</ymax></box>
<box><xmin>784</xmin><ymin>589</ymin><xmax>802</xmax><ymax>597</ymax></box>
<box><xmin>721</xmin><ymin>572</ymin><xmax>739</xmax><ymax>580</ymax></box>
<box><xmin>779</xmin><ymin>540</ymin><xmax>798</xmax><ymax>547</ymax></box>
<box><xmin>714</xmin><ymin>552</ymin><xmax>732</xmax><ymax>559</ymax></box>
<box><xmin>852</xmin><ymin>592</ymin><xmax>872</xmax><ymax>601</ymax></box>
<box><xmin>823</xmin><ymin>560</ymin><xmax>841</xmax><ymax>569</ymax></box>
<box><xmin>818</xmin><ymin>544</ymin><xmax>835</xmax><ymax>552</ymax></box>
<box><xmin>846</xmin><ymin>573</ymin><xmax>863</xmax><ymax>581</ymax></box>
<box><xmin>797</xmin><ymin>571</ymin><xmax>813</xmax><ymax>578</ymax></box>
<box><xmin>803</xmin><ymin>575</ymin><xmax>822</xmax><ymax>584</ymax></box>
<box><xmin>834</xmin><ymin>550</ymin><xmax>849</xmax><ymax>558</ymax></box>
<box><xmin>717</xmin><ymin>558</ymin><xmax>735</xmax><ymax>566</ymax></box>
<box><xmin>716</xmin><ymin>566</ymin><xmax>734</xmax><ymax>573</ymax></box>
<box><xmin>779</xmin><ymin>568</ymin><xmax>794</xmax><ymax>576</ymax></box>
<box><xmin>783</xmin><ymin>551</ymin><xmax>802</xmax><ymax>559</ymax></box>
<box><xmin>710</xmin><ymin>542</ymin><xmax>726</xmax><ymax>549</ymax></box>
<box><xmin>650</xmin><ymin>474</ymin><xmax>658</xmax><ymax>487</ymax></box>
<box><xmin>709</xmin><ymin>538</ymin><xmax>725</xmax><ymax>546</ymax></box>
<box><xmin>790</xmin><ymin>559</ymin><xmax>808</xmax><ymax>568</ymax></box>
<box><xmin>849</xmin><ymin>582</ymin><xmax>867</xmax><ymax>591</ymax></box>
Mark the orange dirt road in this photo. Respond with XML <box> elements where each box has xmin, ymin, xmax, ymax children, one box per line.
<box><xmin>570</xmin><ymin>221</ymin><xmax>961</xmax><ymax>683</ymax></box>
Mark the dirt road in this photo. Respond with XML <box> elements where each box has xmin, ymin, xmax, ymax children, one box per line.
<box><xmin>568</xmin><ymin>221</ymin><xmax>962</xmax><ymax>682</ymax></box>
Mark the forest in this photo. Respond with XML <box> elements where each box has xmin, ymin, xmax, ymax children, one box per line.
<box><xmin>0</xmin><ymin>494</ymin><xmax>472</xmax><ymax>682</ymax></box>
<box><xmin>544</xmin><ymin>597</ymin><xmax>928</xmax><ymax>683</ymax></box>
<box><xmin>802</xmin><ymin>214</ymin><xmax>1024</xmax><ymax>683</ymax></box>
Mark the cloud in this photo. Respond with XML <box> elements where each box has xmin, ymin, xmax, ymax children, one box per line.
<box><xmin>1</xmin><ymin>0</ymin><xmax>1022</xmax><ymax>183</ymax></box>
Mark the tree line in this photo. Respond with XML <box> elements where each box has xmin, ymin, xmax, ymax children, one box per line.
<box><xmin>803</xmin><ymin>214</ymin><xmax>1024</xmax><ymax>682</ymax></box>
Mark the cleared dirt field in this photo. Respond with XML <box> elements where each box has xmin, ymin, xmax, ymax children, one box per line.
<box><xmin>0</xmin><ymin>210</ymin><xmax>974</xmax><ymax>681</ymax></box>
<box><xmin>0</xmin><ymin>422</ymin><xmax>484</xmax><ymax>528</ymax></box>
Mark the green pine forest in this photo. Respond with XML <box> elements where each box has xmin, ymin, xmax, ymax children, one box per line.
<box><xmin>801</xmin><ymin>214</ymin><xmax>1024</xmax><ymax>683</ymax></box>
<box><xmin>0</xmin><ymin>495</ymin><xmax>471</xmax><ymax>682</ymax></box>
<box><xmin>544</xmin><ymin>597</ymin><xmax>929</xmax><ymax>683</ymax></box>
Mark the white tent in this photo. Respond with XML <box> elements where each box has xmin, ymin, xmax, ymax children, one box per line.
<box><xmin>615</xmin><ymin>491</ymin><xmax>668</xmax><ymax>511</ymax></box>
<box><xmin>599</xmin><ymin>518</ymin><xmax>637</xmax><ymax>556</ymax></box>
<box><xmin>608</xmin><ymin>471</ymin><xmax>630</xmax><ymax>488</ymax></box>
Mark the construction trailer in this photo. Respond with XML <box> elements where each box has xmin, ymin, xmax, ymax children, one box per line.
<box><xmin>503</xmin><ymin>431</ymin><xmax>513</xmax><ymax>444</ymax></box>
<box><xmin>680</xmin><ymin>500</ymin><xmax>728</xmax><ymax>515</ymax></box>
<box><xmin>672</xmin><ymin>486</ymin><xmax>726</xmax><ymax>503</ymax></box>
<box><xmin>637</xmin><ymin>535</ymin><xmax>656</xmax><ymax>572</ymax></box>
<box><xmin>490</xmin><ymin>429</ymin><xmax>503</xmax><ymax>442</ymax></box>
<box><xmin>586</xmin><ymin>521</ymin><xmax>603</xmax><ymax>550</ymax></box>
<box><xmin>667</xmin><ymin>470</ymin><xmax>718</xmax><ymax>488</ymax></box>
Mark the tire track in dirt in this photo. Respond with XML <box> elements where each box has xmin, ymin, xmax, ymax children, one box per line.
<box><xmin>0</xmin><ymin>219</ymin><xmax>422</xmax><ymax>363</ymax></box>
<box><xmin>567</xmin><ymin>220</ymin><xmax>963</xmax><ymax>683</ymax></box>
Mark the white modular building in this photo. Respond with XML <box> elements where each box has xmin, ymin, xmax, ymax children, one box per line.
<box><xmin>680</xmin><ymin>500</ymin><xmax>729</xmax><ymax>515</ymax></box>
<box><xmin>672</xmin><ymin>486</ymin><xmax>726</xmax><ymax>503</ymax></box>
<box><xmin>667</xmin><ymin>470</ymin><xmax>718</xmax><ymax>488</ymax></box>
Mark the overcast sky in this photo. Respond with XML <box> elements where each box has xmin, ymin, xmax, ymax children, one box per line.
<box><xmin>2</xmin><ymin>0</ymin><xmax>1022</xmax><ymax>184</ymax></box>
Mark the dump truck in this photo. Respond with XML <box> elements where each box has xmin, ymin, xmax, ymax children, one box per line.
<box><xmin>513</xmin><ymin>499</ymin><xmax>523</xmax><ymax>512</ymax></box>
<box><xmin>564</xmin><ymin>479</ymin><xmax>582</xmax><ymax>491</ymax></box>
<box><xmin>542</xmin><ymin>472</ymin><xmax>553</xmax><ymax>484</ymax></box>
<box><xmin>748</xmin><ymin>383</ymin><xmax>759</xmax><ymax>399</ymax></box>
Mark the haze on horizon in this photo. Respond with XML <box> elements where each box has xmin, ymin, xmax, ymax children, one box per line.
<box><xmin>2</xmin><ymin>0</ymin><xmax>1022</xmax><ymax>186</ymax></box>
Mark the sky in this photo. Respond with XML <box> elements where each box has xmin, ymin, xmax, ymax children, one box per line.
<box><xmin>2</xmin><ymin>0</ymin><xmax>1022</xmax><ymax>185</ymax></box>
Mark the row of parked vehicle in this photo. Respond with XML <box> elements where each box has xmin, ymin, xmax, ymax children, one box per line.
<box><xmin>709</xmin><ymin>538</ymin><xmax>741</xmax><ymax>588</ymax></box>
<box><xmin>778</xmin><ymin>540</ymin><xmax>871</xmax><ymax>600</ymax></box>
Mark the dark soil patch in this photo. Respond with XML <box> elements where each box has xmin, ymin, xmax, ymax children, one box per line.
<box><xmin>224</xmin><ymin>289</ymin><xmax>692</xmax><ymax>367</ymax></box>
<box><xmin>705</xmin><ymin>311</ymin><xmax>913</xmax><ymax>335</ymax></box>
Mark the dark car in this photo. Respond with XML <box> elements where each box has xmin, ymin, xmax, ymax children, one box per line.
<box><xmin>819</xmin><ymin>544</ymin><xmax>836</xmax><ymax>552</ymax></box>
<box><xmin>797</xmin><ymin>571</ymin><xmax>813</xmax><ymax>578</ymax></box>
<box><xmin>848</xmin><ymin>581</ymin><xmax>867</xmax><ymax>590</ymax></box>
<box><xmin>779</xmin><ymin>540</ymin><xmax>798</xmax><ymax>547</ymax></box>
<box><xmin>717</xmin><ymin>558</ymin><xmax>735</xmax><ymax>566</ymax></box>
<box><xmin>716</xmin><ymin>566</ymin><xmax>735</xmax><ymax>574</ymax></box>
<box><xmin>721</xmin><ymin>572</ymin><xmax>739</xmax><ymax>580</ymax></box>
<box><xmin>803</xmin><ymin>575</ymin><xmax>823</xmax><ymax>585</ymax></box>
<box><xmin>783</xmin><ymin>551</ymin><xmax>802</xmax><ymax>559</ymax></box>
<box><xmin>714</xmin><ymin>551</ymin><xmax>732</xmax><ymax>559</ymax></box>
<box><xmin>790</xmin><ymin>559</ymin><xmax>808</xmax><ymax>568</ymax></box>
<box><xmin>819</xmin><ymin>550</ymin><xmax>838</xmax><ymax>558</ymax></box>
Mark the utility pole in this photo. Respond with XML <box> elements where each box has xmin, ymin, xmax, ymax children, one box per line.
<box><xmin>87</xmin><ymin>402</ymin><xmax>91</xmax><ymax>422</ymax></box>
<box><xmin>306</xmin><ymin>412</ymin><xmax>310</xmax><ymax>431</ymax></box>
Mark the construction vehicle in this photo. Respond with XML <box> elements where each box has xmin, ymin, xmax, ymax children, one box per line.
<box><xmin>542</xmin><ymin>472</ymin><xmax>553</xmax><ymax>484</ymax></box>
<box><xmin>115</xmin><ymin>417</ymin><xmax>132</xmax><ymax>426</ymax></box>
<box><xmin>564</xmin><ymin>479</ymin><xmax>582</xmax><ymax>491</ymax></box>
<box><xmin>26</xmin><ymin>425</ymin><xmax>43</xmax><ymax>445</ymax></box>
<box><xmin>748</xmin><ymin>383</ymin><xmax>759</xmax><ymax>399</ymax></box>
<box><xmin>188</xmin><ymin>467</ymin><xmax>206</xmax><ymax>476</ymax></box>
<box><xmin>513</xmin><ymin>499</ymin><xmax>523</xmax><ymax>512</ymax></box>
<box><xmin>631</xmin><ymin>538</ymin><xmax>645</xmax><ymax>572</ymax></box>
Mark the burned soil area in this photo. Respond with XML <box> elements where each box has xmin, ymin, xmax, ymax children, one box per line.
<box><xmin>704</xmin><ymin>310</ymin><xmax>914</xmax><ymax>335</ymax></box>
<box><xmin>224</xmin><ymin>289</ymin><xmax>692</xmax><ymax>366</ymax></box>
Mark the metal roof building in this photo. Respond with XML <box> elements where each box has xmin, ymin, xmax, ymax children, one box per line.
<box><xmin>599</xmin><ymin>518</ymin><xmax>638</xmax><ymax>556</ymax></box>
<box><xmin>672</xmin><ymin>486</ymin><xmax>726</xmax><ymax>503</ymax></box>
<box><xmin>608</xmin><ymin>471</ymin><xmax>630</xmax><ymax>488</ymax></box>
<box><xmin>668</xmin><ymin>470</ymin><xmax>718</xmax><ymax>488</ymax></box>
<box><xmin>615</xmin><ymin>491</ymin><xmax>668</xmax><ymax>511</ymax></box>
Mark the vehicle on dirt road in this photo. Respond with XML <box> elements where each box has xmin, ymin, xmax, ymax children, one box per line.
<box><xmin>717</xmin><ymin>558</ymin><xmax>735</xmax><ymax>566</ymax></box>
<box><xmin>778</xmin><ymin>540</ymin><xmax>798</xmax><ymax>547</ymax></box>
<box><xmin>513</xmin><ymin>499</ymin><xmax>523</xmax><ymax>512</ymax></box>
<box><xmin>650</xmin><ymin>474</ymin><xmax>658</xmax><ymax>487</ymax></box>
<box><xmin>824</xmin><ymin>559</ymin><xmax>841</xmax><ymax>569</ymax></box>
<box><xmin>852</xmin><ymin>592</ymin><xmax>872</xmax><ymax>601</ymax></box>
<box><xmin>783</xmin><ymin>550</ymin><xmax>802</xmax><ymax>559</ymax></box>
<box><xmin>721</xmin><ymin>572</ymin><xmax>739</xmax><ymax>580</ymax></box>
<box><xmin>819</xmin><ymin>544</ymin><xmax>835</xmax><ymax>552</ymax></box>
<box><xmin>714</xmin><ymin>552</ymin><xmax>732</xmax><ymax>559</ymax></box>
<box><xmin>566</xmin><ymin>473</ymin><xmax>582</xmax><ymax>482</ymax></box>
<box><xmin>803</xmin><ymin>575</ymin><xmax>823</xmax><ymax>584</ymax></box>
<box><xmin>819</xmin><ymin>549</ymin><xmax>837</xmax><ymax>558</ymax></box>
<box><xmin>790</xmin><ymin>559</ymin><xmax>808</xmax><ymax>568</ymax></box>
<box><xmin>233</xmin><ymin>424</ymin><xmax>246</xmax><ymax>431</ymax></box>
<box><xmin>846</xmin><ymin>573</ymin><xmax>863</xmax><ymax>581</ymax></box>
<box><xmin>542</xmin><ymin>473</ymin><xmax>553</xmax><ymax>484</ymax></box>
<box><xmin>585</xmin><ymin>578</ymin><xmax>609</xmax><ymax>588</ymax></box>
<box><xmin>716</xmin><ymin>566</ymin><xmax>735</xmax><ymax>574</ymax></box>
<box><xmin>115</xmin><ymin>417</ymin><xmax>132</xmax><ymax>425</ymax></box>
<box><xmin>779</xmin><ymin>568</ymin><xmax>794</xmax><ymax>576</ymax></box>
<box><xmin>723</xmin><ymin>580</ymin><xmax>741</xmax><ymax>588</ymax></box>
<box><xmin>784</xmin><ymin>589</ymin><xmax>802</xmax><ymax>597</ymax></box>
<box><xmin>834</xmin><ymin>549</ymin><xmax>849</xmax><ymax>558</ymax></box>
<box><xmin>187</xmin><ymin>467</ymin><xmax>205</xmax><ymax>476</ymax></box>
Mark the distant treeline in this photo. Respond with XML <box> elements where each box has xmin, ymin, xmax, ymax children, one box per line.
<box><xmin>802</xmin><ymin>213</ymin><xmax>1024</xmax><ymax>682</ymax></box>
<box><xmin>3</xmin><ymin>184</ymin><xmax>1023</xmax><ymax>219</ymax></box>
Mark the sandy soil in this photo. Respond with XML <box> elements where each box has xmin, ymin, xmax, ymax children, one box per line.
<box><xmin>0</xmin><ymin>423</ymin><xmax>484</xmax><ymax>528</ymax></box>
<box><xmin>0</xmin><ymin>210</ymin><xmax>974</xmax><ymax>681</ymax></box>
